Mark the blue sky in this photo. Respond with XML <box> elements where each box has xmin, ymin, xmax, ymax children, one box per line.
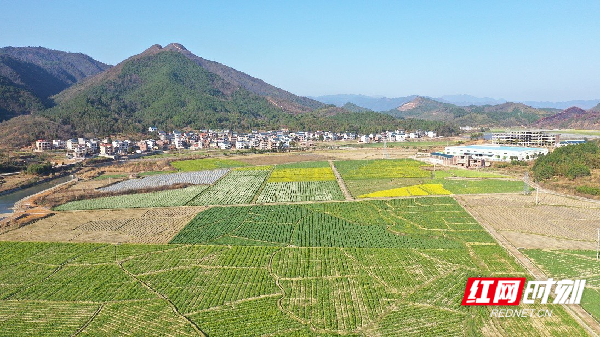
<box><xmin>1</xmin><ymin>1</ymin><xmax>599</xmax><ymax>101</ymax></box>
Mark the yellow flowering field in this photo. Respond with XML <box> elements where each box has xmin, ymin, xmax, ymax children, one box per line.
<box><xmin>334</xmin><ymin>159</ymin><xmax>431</xmax><ymax>180</ymax></box>
<box><xmin>420</xmin><ymin>184</ymin><xmax>453</xmax><ymax>195</ymax></box>
<box><xmin>267</xmin><ymin>167</ymin><xmax>336</xmax><ymax>182</ymax></box>
<box><xmin>359</xmin><ymin>184</ymin><xmax>451</xmax><ymax>198</ymax></box>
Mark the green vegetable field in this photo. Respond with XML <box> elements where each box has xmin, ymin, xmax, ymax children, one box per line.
<box><xmin>0</xmin><ymin>197</ymin><xmax>587</xmax><ymax>336</ymax></box>
<box><xmin>524</xmin><ymin>249</ymin><xmax>600</xmax><ymax>322</ymax></box>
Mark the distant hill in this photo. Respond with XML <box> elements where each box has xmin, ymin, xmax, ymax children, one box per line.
<box><xmin>43</xmin><ymin>43</ymin><xmax>418</xmax><ymax>136</ymax></box>
<box><xmin>521</xmin><ymin>99</ymin><xmax>600</xmax><ymax>110</ymax></box>
<box><xmin>437</xmin><ymin>94</ymin><xmax>506</xmax><ymax>106</ymax></box>
<box><xmin>460</xmin><ymin>102</ymin><xmax>556</xmax><ymax>126</ymax></box>
<box><xmin>385</xmin><ymin>96</ymin><xmax>554</xmax><ymax>126</ymax></box>
<box><xmin>341</xmin><ymin>102</ymin><xmax>372</xmax><ymax>113</ymax></box>
<box><xmin>391</xmin><ymin>97</ymin><xmax>469</xmax><ymax>121</ymax></box>
<box><xmin>314</xmin><ymin>93</ymin><xmax>600</xmax><ymax>110</ymax></box>
<box><xmin>534</xmin><ymin>106</ymin><xmax>600</xmax><ymax>130</ymax></box>
<box><xmin>312</xmin><ymin>94</ymin><xmax>416</xmax><ymax>111</ymax></box>
<box><xmin>0</xmin><ymin>47</ymin><xmax>109</xmax><ymax>121</ymax></box>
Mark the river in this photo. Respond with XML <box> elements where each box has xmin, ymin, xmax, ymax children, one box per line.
<box><xmin>0</xmin><ymin>175</ymin><xmax>74</xmax><ymax>219</ymax></box>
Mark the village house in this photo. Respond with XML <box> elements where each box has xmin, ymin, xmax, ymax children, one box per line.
<box><xmin>35</xmin><ymin>140</ymin><xmax>51</xmax><ymax>152</ymax></box>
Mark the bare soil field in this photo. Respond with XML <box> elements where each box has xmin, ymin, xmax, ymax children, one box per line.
<box><xmin>457</xmin><ymin>193</ymin><xmax>600</xmax><ymax>249</ymax></box>
<box><xmin>0</xmin><ymin>206</ymin><xmax>205</xmax><ymax>244</ymax></box>
<box><xmin>235</xmin><ymin>152</ymin><xmax>333</xmax><ymax>165</ymax></box>
<box><xmin>323</xmin><ymin>147</ymin><xmax>417</xmax><ymax>160</ymax></box>
<box><xmin>229</xmin><ymin>147</ymin><xmax>417</xmax><ymax>165</ymax></box>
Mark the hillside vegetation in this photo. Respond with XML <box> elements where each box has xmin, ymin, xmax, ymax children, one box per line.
<box><xmin>0</xmin><ymin>47</ymin><xmax>109</xmax><ymax>121</ymax></box>
<box><xmin>43</xmin><ymin>45</ymin><xmax>459</xmax><ymax>137</ymax></box>
<box><xmin>533</xmin><ymin>142</ymin><xmax>599</xmax><ymax>181</ymax></box>
<box><xmin>532</xmin><ymin>141</ymin><xmax>600</xmax><ymax>198</ymax></box>
<box><xmin>0</xmin><ymin>115</ymin><xmax>74</xmax><ymax>148</ymax></box>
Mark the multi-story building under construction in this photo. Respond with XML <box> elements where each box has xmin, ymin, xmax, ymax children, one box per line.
<box><xmin>491</xmin><ymin>130</ymin><xmax>559</xmax><ymax>147</ymax></box>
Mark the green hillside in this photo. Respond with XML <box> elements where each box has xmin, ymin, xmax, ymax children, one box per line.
<box><xmin>44</xmin><ymin>46</ymin><xmax>458</xmax><ymax>136</ymax></box>
<box><xmin>0</xmin><ymin>75</ymin><xmax>46</xmax><ymax>121</ymax></box>
<box><xmin>0</xmin><ymin>47</ymin><xmax>109</xmax><ymax>121</ymax></box>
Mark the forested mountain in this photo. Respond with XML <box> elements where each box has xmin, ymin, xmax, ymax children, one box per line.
<box><xmin>45</xmin><ymin>44</ymin><xmax>449</xmax><ymax>136</ymax></box>
<box><xmin>0</xmin><ymin>71</ymin><xmax>46</xmax><ymax>121</ymax></box>
<box><xmin>165</xmin><ymin>44</ymin><xmax>325</xmax><ymax>113</ymax></box>
<box><xmin>0</xmin><ymin>47</ymin><xmax>109</xmax><ymax>121</ymax></box>
<box><xmin>0</xmin><ymin>47</ymin><xmax>111</xmax><ymax>85</ymax></box>
<box><xmin>383</xmin><ymin>96</ymin><xmax>556</xmax><ymax>126</ymax></box>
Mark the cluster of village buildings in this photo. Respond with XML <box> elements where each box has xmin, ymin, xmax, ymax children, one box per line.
<box><xmin>34</xmin><ymin>128</ymin><xmax>439</xmax><ymax>159</ymax></box>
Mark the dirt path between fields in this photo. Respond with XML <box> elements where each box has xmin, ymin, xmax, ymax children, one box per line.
<box><xmin>456</xmin><ymin>196</ymin><xmax>600</xmax><ymax>336</ymax></box>
<box><xmin>329</xmin><ymin>160</ymin><xmax>353</xmax><ymax>201</ymax></box>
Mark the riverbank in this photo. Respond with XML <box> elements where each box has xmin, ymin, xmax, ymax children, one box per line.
<box><xmin>0</xmin><ymin>175</ymin><xmax>75</xmax><ymax>216</ymax></box>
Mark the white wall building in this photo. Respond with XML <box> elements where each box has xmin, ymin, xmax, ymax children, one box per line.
<box><xmin>444</xmin><ymin>145</ymin><xmax>548</xmax><ymax>162</ymax></box>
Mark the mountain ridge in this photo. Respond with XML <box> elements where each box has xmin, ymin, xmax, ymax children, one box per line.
<box><xmin>387</xmin><ymin>96</ymin><xmax>555</xmax><ymax>126</ymax></box>
<box><xmin>0</xmin><ymin>46</ymin><xmax>109</xmax><ymax>121</ymax></box>
<box><xmin>42</xmin><ymin>43</ymin><xmax>432</xmax><ymax>137</ymax></box>
<box><xmin>314</xmin><ymin>94</ymin><xmax>600</xmax><ymax>110</ymax></box>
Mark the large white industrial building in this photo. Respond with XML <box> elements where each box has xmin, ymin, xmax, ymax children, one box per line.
<box><xmin>444</xmin><ymin>145</ymin><xmax>548</xmax><ymax>162</ymax></box>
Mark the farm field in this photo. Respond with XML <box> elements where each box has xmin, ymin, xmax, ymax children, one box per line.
<box><xmin>434</xmin><ymin>169</ymin><xmax>507</xmax><ymax>178</ymax></box>
<box><xmin>253</xmin><ymin>161</ymin><xmax>344</xmax><ymax>203</ymax></box>
<box><xmin>344</xmin><ymin>140</ymin><xmax>460</xmax><ymax>148</ymax></box>
<box><xmin>93</xmin><ymin>173</ymin><xmax>128</xmax><ymax>180</ymax></box>
<box><xmin>266</xmin><ymin>161</ymin><xmax>335</xmax><ymax>183</ymax></box>
<box><xmin>334</xmin><ymin>159</ymin><xmax>432</xmax><ymax>180</ymax></box>
<box><xmin>358</xmin><ymin>183</ymin><xmax>452</xmax><ymax>198</ymax></box>
<box><xmin>333</xmin><ymin>158</ymin><xmax>523</xmax><ymax>197</ymax></box>
<box><xmin>55</xmin><ymin>185</ymin><xmax>209</xmax><ymax>210</ymax></box>
<box><xmin>0</xmin><ymin>196</ymin><xmax>589</xmax><ymax>336</ymax></box>
<box><xmin>171</xmin><ymin>158</ymin><xmax>249</xmax><ymax>171</ymax></box>
<box><xmin>523</xmin><ymin>249</ymin><xmax>600</xmax><ymax>322</ymax></box>
<box><xmin>99</xmin><ymin>169</ymin><xmax>229</xmax><ymax>192</ymax></box>
<box><xmin>457</xmin><ymin>193</ymin><xmax>600</xmax><ymax>249</ymax></box>
<box><xmin>0</xmin><ymin>207</ymin><xmax>205</xmax><ymax>244</ymax></box>
<box><xmin>256</xmin><ymin>181</ymin><xmax>344</xmax><ymax>203</ymax></box>
<box><xmin>187</xmin><ymin>170</ymin><xmax>270</xmax><ymax>205</ymax></box>
<box><xmin>267</xmin><ymin>167</ymin><xmax>335</xmax><ymax>182</ymax></box>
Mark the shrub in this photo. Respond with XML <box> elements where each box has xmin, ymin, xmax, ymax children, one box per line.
<box><xmin>566</xmin><ymin>164</ymin><xmax>591</xmax><ymax>180</ymax></box>
<box><xmin>533</xmin><ymin>165</ymin><xmax>555</xmax><ymax>181</ymax></box>
<box><xmin>26</xmin><ymin>162</ymin><xmax>53</xmax><ymax>175</ymax></box>
<box><xmin>575</xmin><ymin>185</ymin><xmax>600</xmax><ymax>196</ymax></box>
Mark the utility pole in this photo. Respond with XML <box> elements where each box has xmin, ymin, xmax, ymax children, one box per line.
<box><xmin>596</xmin><ymin>228</ymin><xmax>599</xmax><ymax>261</ymax></box>
<box><xmin>535</xmin><ymin>187</ymin><xmax>539</xmax><ymax>205</ymax></box>
<box><xmin>383</xmin><ymin>137</ymin><xmax>389</xmax><ymax>159</ymax></box>
<box><xmin>523</xmin><ymin>172</ymin><xmax>531</xmax><ymax>195</ymax></box>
